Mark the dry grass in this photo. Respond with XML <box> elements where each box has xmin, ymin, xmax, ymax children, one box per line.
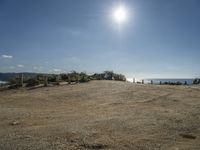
<box><xmin>0</xmin><ymin>80</ymin><xmax>200</xmax><ymax>150</ymax></box>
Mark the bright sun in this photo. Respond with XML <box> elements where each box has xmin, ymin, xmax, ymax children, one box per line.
<box><xmin>113</xmin><ymin>5</ymin><xmax>127</xmax><ymax>24</ymax></box>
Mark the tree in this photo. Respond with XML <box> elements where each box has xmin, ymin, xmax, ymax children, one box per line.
<box><xmin>103</xmin><ymin>71</ymin><xmax>114</xmax><ymax>80</ymax></box>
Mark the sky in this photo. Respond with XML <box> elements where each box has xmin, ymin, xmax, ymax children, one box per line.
<box><xmin>0</xmin><ymin>0</ymin><xmax>200</xmax><ymax>78</ymax></box>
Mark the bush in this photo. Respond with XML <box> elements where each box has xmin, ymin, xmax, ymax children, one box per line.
<box><xmin>113</xmin><ymin>74</ymin><xmax>126</xmax><ymax>81</ymax></box>
<box><xmin>8</xmin><ymin>76</ymin><xmax>22</xmax><ymax>88</ymax></box>
<box><xmin>36</xmin><ymin>75</ymin><xmax>44</xmax><ymax>82</ymax></box>
<box><xmin>60</xmin><ymin>74</ymin><xmax>68</xmax><ymax>81</ymax></box>
<box><xmin>9</xmin><ymin>77</ymin><xmax>20</xmax><ymax>85</ymax></box>
<box><xmin>68</xmin><ymin>71</ymin><xmax>79</xmax><ymax>82</ymax></box>
<box><xmin>79</xmin><ymin>76</ymin><xmax>89</xmax><ymax>83</ymax></box>
<box><xmin>91</xmin><ymin>73</ymin><xmax>104</xmax><ymax>80</ymax></box>
<box><xmin>8</xmin><ymin>84</ymin><xmax>21</xmax><ymax>89</ymax></box>
<box><xmin>193</xmin><ymin>78</ymin><xmax>200</xmax><ymax>84</ymax></box>
<box><xmin>162</xmin><ymin>81</ymin><xmax>183</xmax><ymax>85</ymax></box>
<box><xmin>91</xmin><ymin>71</ymin><xmax>126</xmax><ymax>81</ymax></box>
<box><xmin>78</xmin><ymin>72</ymin><xmax>89</xmax><ymax>83</ymax></box>
<box><xmin>48</xmin><ymin>75</ymin><xmax>57</xmax><ymax>82</ymax></box>
<box><xmin>26</xmin><ymin>78</ymin><xmax>40</xmax><ymax>87</ymax></box>
<box><xmin>103</xmin><ymin>71</ymin><xmax>114</xmax><ymax>80</ymax></box>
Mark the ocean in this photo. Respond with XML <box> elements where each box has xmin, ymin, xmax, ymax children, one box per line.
<box><xmin>144</xmin><ymin>79</ymin><xmax>194</xmax><ymax>85</ymax></box>
<box><xmin>0</xmin><ymin>81</ymin><xmax>7</xmax><ymax>84</ymax></box>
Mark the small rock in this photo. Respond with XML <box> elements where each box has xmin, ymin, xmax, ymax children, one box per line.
<box><xmin>10</xmin><ymin>121</ymin><xmax>20</xmax><ymax>126</ymax></box>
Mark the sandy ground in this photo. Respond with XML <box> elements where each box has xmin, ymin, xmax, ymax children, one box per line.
<box><xmin>0</xmin><ymin>80</ymin><xmax>200</xmax><ymax>150</ymax></box>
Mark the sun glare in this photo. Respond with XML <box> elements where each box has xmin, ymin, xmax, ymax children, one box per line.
<box><xmin>113</xmin><ymin>5</ymin><xmax>127</xmax><ymax>24</ymax></box>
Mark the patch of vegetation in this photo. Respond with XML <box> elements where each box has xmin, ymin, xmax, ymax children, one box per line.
<box><xmin>91</xmin><ymin>71</ymin><xmax>126</xmax><ymax>81</ymax></box>
<box><xmin>6</xmin><ymin>71</ymin><xmax>126</xmax><ymax>88</ymax></box>
<box><xmin>8</xmin><ymin>76</ymin><xmax>22</xmax><ymax>88</ymax></box>
<box><xmin>26</xmin><ymin>78</ymin><xmax>40</xmax><ymax>87</ymax></box>
<box><xmin>193</xmin><ymin>78</ymin><xmax>200</xmax><ymax>84</ymax></box>
<box><xmin>79</xmin><ymin>72</ymin><xmax>90</xmax><ymax>83</ymax></box>
<box><xmin>161</xmin><ymin>81</ymin><xmax>183</xmax><ymax>85</ymax></box>
<box><xmin>159</xmin><ymin>81</ymin><xmax>189</xmax><ymax>85</ymax></box>
<box><xmin>48</xmin><ymin>75</ymin><xmax>57</xmax><ymax>82</ymax></box>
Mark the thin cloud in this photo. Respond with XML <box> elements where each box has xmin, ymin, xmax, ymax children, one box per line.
<box><xmin>53</xmin><ymin>69</ymin><xmax>61</xmax><ymax>72</ymax></box>
<box><xmin>2</xmin><ymin>55</ymin><xmax>13</xmax><ymax>59</ymax></box>
<box><xmin>17</xmin><ymin>64</ymin><xmax>24</xmax><ymax>68</ymax></box>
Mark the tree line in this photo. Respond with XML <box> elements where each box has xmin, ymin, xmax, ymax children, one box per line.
<box><xmin>7</xmin><ymin>71</ymin><xmax>126</xmax><ymax>89</ymax></box>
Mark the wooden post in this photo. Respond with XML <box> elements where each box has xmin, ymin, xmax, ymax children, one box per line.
<box><xmin>56</xmin><ymin>75</ymin><xmax>60</xmax><ymax>85</ymax></box>
<box><xmin>142</xmin><ymin>79</ymin><xmax>144</xmax><ymax>84</ymax></box>
<box><xmin>68</xmin><ymin>75</ymin><xmax>71</xmax><ymax>84</ymax></box>
<box><xmin>44</xmin><ymin>76</ymin><xmax>48</xmax><ymax>87</ymax></box>
<box><xmin>21</xmin><ymin>74</ymin><xmax>24</xmax><ymax>87</ymax></box>
<box><xmin>133</xmin><ymin>78</ymin><xmax>135</xmax><ymax>83</ymax></box>
<box><xmin>76</xmin><ymin>75</ymin><xmax>79</xmax><ymax>83</ymax></box>
<box><xmin>56</xmin><ymin>75</ymin><xmax>59</xmax><ymax>82</ymax></box>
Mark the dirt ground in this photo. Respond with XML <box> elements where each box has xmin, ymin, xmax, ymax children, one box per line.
<box><xmin>0</xmin><ymin>80</ymin><xmax>200</xmax><ymax>150</ymax></box>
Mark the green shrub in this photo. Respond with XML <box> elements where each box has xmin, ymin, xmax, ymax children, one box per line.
<box><xmin>91</xmin><ymin>71</ymin><xmax>126</xmax><ymax>81</ymax></box>
<box><xmin>60</xmin><ymin>74</ymin><xmax>68</xmax><ymax>81</ymax></box>
<box><xmin>193</xmin><ymin>78</ymin><xmax>200</xmax><ymax>84</ymax></box>
<box><xmin>26</xmin><ymin>78</ymin><xmax>40</xmax><ymax>87</ymax></box>
<box><xmin>48</xmin><ymin>75</ymin><xmax>57</xmax><ymax>82</ymax></box>
<box><xmin>9</xmin><ymin>77</ymin><xmax>20</xmax><ymax>85</ymax></box>
<box><xmin>79</xmin><ymin>76</ymin><xmax>89</xmax><ymax>83</ymax></box>
<box><xmin>8</xmin><ymin>76</ymin><xmax>22</xmax><ymax>88</ymax></box>
<box><xmin>8</xmin><ymin>84</ymin><xmax>21</xmax><ymax>89</ymax></box>
<box><xmin>36</xmin><ymin>75</ymin><xmax>44</xmax><ymax>82</ymax></box>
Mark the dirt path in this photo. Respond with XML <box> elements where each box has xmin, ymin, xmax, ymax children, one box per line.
<box><xmin>0</xmin><ymin>81</ymin><xmax>200</xmax><ymax>149</ymax></box>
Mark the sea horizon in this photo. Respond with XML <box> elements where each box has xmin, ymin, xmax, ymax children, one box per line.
<box><xmin>126</xmin><ymin>78</ymin><xmax>195</xmax><ymax>84</ymax></box>
<box><xmin>145</xmin><ymin>78</ymin><xmax>194</xmax><ymax>84</ymax></box>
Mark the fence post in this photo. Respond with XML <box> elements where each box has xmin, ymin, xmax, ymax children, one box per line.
<box><xmin>44</xmin><ymin>76</ymin><xmax>48</xmax><ymax>87</ymax></box>
<box><xmin>68</xmin><ymin>75</ymin><xmax>71</xmax><ymax>84</ymax></box>
<box><xmin>133</xmin><ymin>78</ymin><xmax>135</xmax><ymax>83</ymax></box>
<box><xmin>142</xmin><ymin>79</ymin><xmax>144</xmax><ymax>84</ymax></box>
<box><xmin>56</xmin><ymin>75</ymin><xmax>60</xmax><ymax>85</ymax></box>
<box><xmin>56</xmin><ymin>75</ymin><xmax>59</xmax><ymax>82</ymax></box>
<box><xmin>21</xmin><ymin>74</ymin><xmax>24</xmax><ymax>87</ymax></box>
<box><xmin>76</xmin><ymin>75</ymin><xmax>79</xmax><ymax>83</ymax></box>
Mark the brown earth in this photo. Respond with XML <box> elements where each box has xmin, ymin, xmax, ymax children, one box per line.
<box><xmin>0</xmin><ymin>80</ymin><xmax>200</xmax><ymax>150</ymax></box>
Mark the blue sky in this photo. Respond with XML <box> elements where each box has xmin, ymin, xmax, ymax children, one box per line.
<box><xmin>0</xmin><ymin>0</ymin><xmax>200</xmax><ymax>78</ymax></box>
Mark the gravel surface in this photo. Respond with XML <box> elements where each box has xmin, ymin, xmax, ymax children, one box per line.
<box><xmin>0</xmin><ymin>80</ymin><xmax>200</xmax><ymax>150</ymax></box>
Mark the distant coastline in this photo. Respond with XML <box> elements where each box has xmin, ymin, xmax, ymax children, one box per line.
<box><xmin>144</xmin><ymin>79</ymin><xmax>194</xmax><ymax>85</ymax></box>
<box><xmin>127</xmin><ymin>78</ymin><xmax>195</xmax><ymax>85</ymax></box>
